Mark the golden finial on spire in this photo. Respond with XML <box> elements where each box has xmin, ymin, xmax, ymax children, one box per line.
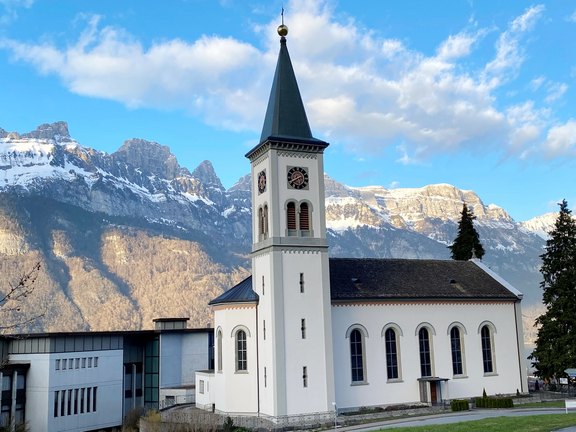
<box><xmin>277</xmin><ymin>7</ymin><xmax>288</xmax><ymax>37</ymax></box>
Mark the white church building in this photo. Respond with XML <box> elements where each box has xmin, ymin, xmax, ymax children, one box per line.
<box><xmin>195</xmin><ymin>24</ymin><xmax>527</xmax><ymax>420</ymax></box>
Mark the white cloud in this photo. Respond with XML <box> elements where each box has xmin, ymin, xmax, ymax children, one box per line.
<box><xmin>1</xmin><ymin>0</ymin><xmax>569</xmax><ymax>161</ymax></box>
<box><xmin>544</xmin><ymin>82</ymin><xmax>568</xmax><ymax>104</ymax></box>
<box><xmin>0</xmin><ymin>0</ymin><xmax>33</xmax><ymax>25</ymax></box>
<box><xmin>483</xmin><ymin>4</ymin><xmax>545</xmax><ymax>87</ymax></box>
<box><xmin>544</xmin><ymin>120</ymin><xmax>576</xmax><ymax>157</ymax></box>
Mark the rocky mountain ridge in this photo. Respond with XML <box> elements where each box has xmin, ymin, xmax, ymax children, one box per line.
<box><xmin>0</xmin><ymin>122</ymin><xmax>551</xmax><ymax>333</ymax></box>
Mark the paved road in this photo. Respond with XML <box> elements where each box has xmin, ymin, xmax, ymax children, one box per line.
<box><xmin>339</xmin><ymin>408</ymin><xmax>576</xmax><ymax>431</ymax></box>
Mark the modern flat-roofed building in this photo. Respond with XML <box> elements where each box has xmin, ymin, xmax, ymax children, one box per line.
<box><xmin>0</xmin><ymin>318</ymin><xmax>212</xmax><ymax>432</ymax></box>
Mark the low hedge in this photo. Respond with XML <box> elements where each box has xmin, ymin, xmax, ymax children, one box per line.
<box><xmin>475</xmin><ymin>396</ymin><xmax>514</xmax><ymax>408</ymax></box>
<box><xmin>451</xmin><ymin>399</ymin><xmax>470</xmax><ymax>411</ymax></box>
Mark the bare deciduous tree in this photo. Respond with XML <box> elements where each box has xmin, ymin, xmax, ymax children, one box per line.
<box><xmin>0</xmin><ymin>262</ymin><xmax>43</xmax><ymax>331</ymax></box>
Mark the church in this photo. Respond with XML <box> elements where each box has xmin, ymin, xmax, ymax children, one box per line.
<box><xmin>195</xmin><ymin>24</ymin><xmax>527</xmax><ymax>421</ymax></box>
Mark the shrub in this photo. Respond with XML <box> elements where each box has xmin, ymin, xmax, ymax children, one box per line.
<box><xmin>451</xmin><ymin>399</ymin><xmax>470</xmax><ymax>411</ymax></box>
<box><xmin>223</xmin><ymin>416</ymin><xmax>235</xmax><ymax>432</ymax></box>
<box><xmin>475</xmin><ymin>396</ymin><xmax>513</xmax><ymax>408</ymax></box>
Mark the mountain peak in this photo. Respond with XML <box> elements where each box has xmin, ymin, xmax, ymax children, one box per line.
<box><xmin>22</xmin><ymin>121</ymin><xmax>72</xmax><ymax>142</ymax></box>
<box><xmin>114</xmin><ymin>138</ymin><xmax>182</xmax><ymax>180</ymax></box>
<box><xmin>192</xmin><ymin>160</ymin><xmax>224</xmax><ymax>190</ymax></box>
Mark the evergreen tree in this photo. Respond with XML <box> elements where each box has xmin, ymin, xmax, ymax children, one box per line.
<box><xmin>448</xmin><ymin>204</ymin><xmax>485</xmax><ymax>260</ymax></box>
<box><xmin>530</xmin><ymin>200</ymin><xmax>576</xmax><ymax>380</ymax></box>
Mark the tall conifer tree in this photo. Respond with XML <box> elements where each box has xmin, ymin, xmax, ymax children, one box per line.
<box><xmin>530</xmin><ymin>200</ymin><xmax>576</xmax><ymax>380</ymax></box>
<box><xmin>448</xmin><ymin>204</ymin><xmax>485</xmax><ymax>260</ymax></box>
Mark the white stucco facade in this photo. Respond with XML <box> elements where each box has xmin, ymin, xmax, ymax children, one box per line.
<box><xmin>10</xmin><ymin>350</ymin><xmax>123</xmax><ymax>432</ymax></box>
<box><xmin>331</xmin><ymin>300</ymin><xmax>526</xmax><ymax>410</ymax></box>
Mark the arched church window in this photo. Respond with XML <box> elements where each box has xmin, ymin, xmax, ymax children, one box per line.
<box><xmin>258</xmin><ymin>207</ymin><xmax>263</xmax><ymax>240</ymax></box>
<box><xmin>236</xmin><ymin>330</ymin><xmax>247</xmax><ymax>372</ymax></box>
<box><xmin>299</xmin><ymin>202</ymin><xmax>310</xmax><ymax>232</ymax></box>
<box><xmin>350</xmin><ymin>329</ymin><xmax>365</xmax><ymax>383</ymax></box>
<box><xmin>481</xmin><ymin>325</ymin><xmax>494</xmax><ymax>373</ymax></box>
<box><xmin>450</xmin><ymin>326</ymin><xmax>464</xmax><ymax>375</ymax></box>
<box><xmin>385</xmin><ymin>328</ymin><xmax>399</xmax><ymax>380</ymax></box>
<box><xmin>217</xmin><ymin>330</ymin><xmax>223</xmax><ymax>372</ymax></box>
<box><xmin>263</xmin><ymin>204</ymin><xmax>269</xmax><ymax>239</ymax></box>
<box><xmin>287</xmin><ymin>202</ymin><xmax>297</xmax><ymax>232</ymax></box>
<box><xmin>418</xmin><ymin>327</ymin><xmax>432</xmax><ymax>377</ymax></box>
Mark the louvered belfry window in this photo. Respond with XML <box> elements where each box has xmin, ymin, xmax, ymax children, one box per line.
<box><xmin>287</xmin><ymin>202</ymin><xmax>297</xmax><ymax>230</ymax></box>
<box><xmin>299</xmin><ymin>203</ymin><xmax>310</xmax><ymax>231</ymax></box>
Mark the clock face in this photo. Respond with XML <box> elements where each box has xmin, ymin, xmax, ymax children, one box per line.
<box><xmin>257</xmin><ymin>170</ymin><xmax>267</xmax><ymax>194</ymax></box>
<box><xmin>287</xmin><ymin>166</ymin><xmax>309</xmax><ymax>190</ymax></box>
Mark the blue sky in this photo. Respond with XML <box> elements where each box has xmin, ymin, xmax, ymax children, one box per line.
<box><xmin>0</xmin><ymin>0</ymin><xmax>575</xmax><ymax>222</ymax></box>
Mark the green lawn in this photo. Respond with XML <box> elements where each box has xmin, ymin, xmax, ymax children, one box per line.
<box><xmin>382</xmin><ymin>413</ymin><xmax>576</xmax><ymax>432</ymax></box>
<box><xmin>515</xmin><ymin>401</ymin><xmax>567</xmax><ymax>409</ymax></box>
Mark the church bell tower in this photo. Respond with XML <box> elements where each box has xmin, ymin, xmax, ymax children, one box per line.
<box><xmin>245</xmin><ymin>23</ymin><xmax>335</xmax><ymax>418</ymax></box>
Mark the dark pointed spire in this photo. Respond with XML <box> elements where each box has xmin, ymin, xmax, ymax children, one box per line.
<box><xmin>259</xmin><ymin>25</ymin><xmax>314</xmax><ymax>143</ymax></box>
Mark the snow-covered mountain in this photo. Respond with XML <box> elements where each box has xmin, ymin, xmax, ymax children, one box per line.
<box><xmin>0</xmin><ymin>122</ymin><xmax>549</xmax><ymax>332</ymax></box>
<box><xmin>520</xmin><ymin>213</ymin><xmax>557</xmax><ymax>240</ymax></box>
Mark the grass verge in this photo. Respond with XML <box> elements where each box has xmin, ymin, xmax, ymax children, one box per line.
<box><xmin>382</xmin><ymin>413</ymin><xmax>576</xmax><ymax>431</ymax></box>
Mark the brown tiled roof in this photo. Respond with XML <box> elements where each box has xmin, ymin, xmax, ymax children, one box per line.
<box><xmin>329</xmin><ymin>258</ymin><xmax>520</xmax><ymax>301</ymax></box>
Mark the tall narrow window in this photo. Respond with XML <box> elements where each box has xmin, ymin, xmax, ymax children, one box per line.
<box><xmin>299</xmin><ymin>202</ymin><xmax>310</xmax><ymax>231</ymax></box>
<box><xmin>299</xmin><ymin>273</ymin><xmax>304</xmax><ymax>293</ymax></box>
<box><xmin>74</xmin><ymin>389</ymin><xmax>79</xmax><ymax>414</ymax></box>
<box><xmin>258</xmin><ymin>207</ymin><xmax>263</xmax><ymax>239</ymax></box>
<box><xmin>263</xmin><ymin>205</ymin><xmax>269</xmax><ymax>239</ymax></box>
<box><xmin>67</xmin><ymin>389</ymin><xmax>72</xmax><ymax>415</ymax></box>
<box><xmin>60</xmin><ymin>388</ymin><xmax>66</xmax><ymax>416</ymax></box>
<box><xmin>385</xmin><ymin>328</ymin><xmax>399</xmax><ymax>380</ymax></box>
<box><xmin>303</xmin><ymin>366</ymin><xmax>308</xmax><ymax>388</ymax></box>
<box><xmin>54</xmin><ymin>391</ymin><xmax>59</xmax><ymax>417</ymax></box>
<box><xmin>87</xmin><ymin>387</ymin><xmax>91</xmax><ymax>413</ymax></box>
<box><xmin>217</xmin><ymin>330</ymin><xmax>223</xmax><ymax>372</ymax></box>
<box><xmin>419</xmin><ymin>328</ymin><xmax>432</xmax><ymax>377</ymax></box>
<box><xmin>450</xmin><ymin>327</ymin><xmax>464</xmax><ymax>375</ymax></box>
<box><xmin>301</xmin><ymin>319</ymin><xmax>306</xmax><ymax>339</ymax></box>
<box><xmin>350</xmin><ymin>329</ymin><xmax>365</xmax><ymax>383</ymax></box>
<box><xmin>262</xmin><ymin>275</ymin><xmax>265</xmax><ymax>295</ymax></box>
<box><xmin>263</xmin><ymin>320</ymin><xmax>266</xmax><ymax>340</ymax></box>
<box><xmin>264</xmin><ymin>367</ymin><xmax>267</xmax><ymax>387</ymax></box>
<box><xmin>481</xmin><ymin>325</ymin><xmax>494</xmax><ymax>373</ymax></box>
<box><xmin>80</xmin><ymin>388</ymin><xmax>85</xmax><ymax>414</ymax></box>
<box><xmin>236</xmin><ymin>330</ymin><xmax>247</xmax><ymax>371</ymax></box>
<box><xmin>55</xmin><ymin>359</ymin><xmax>60</xmax><ymax>370</ymax></box>
<box><xmin>93</xmin><ymin>387</ymin><xmax>97</xmax><ymax>412</ymax></box>
<box><xmin>287</xmin><ymin>202</ymin><xmax>296</xmax><ymax>231</ymax></box>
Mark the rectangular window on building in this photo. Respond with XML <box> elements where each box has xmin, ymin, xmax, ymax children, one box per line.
<box><xmin>303</xmin><ymin>366</ymin><xmax>308</xmax><ymax>388</ymax></box>
<box><xmin>67</xmin><ymin>389</ymin><xmax>72</xmax><ymax>415</ymax></box>
<box><xmin>88</xmin><ymin>357</ymin><xmax>92</xmax><ymax>368</ymax></box>
<box><xmin>262</xmin><ymin>275</ymin><xmax>265</xmax><ymax>296</ymax></box>
<box><xmin>74</xmin><ymin>389</ymin><xmax>79</xmax><ymax>415</ymax></box>
<box><xmin>94</xmin><ymin>357</ymin><xmax>98</xmax><ymax>368</ymax></box>
<box><xmin>87</xmin><ymin>387</ymin><xmax>91</xmax><ymax>413</ymax></box>
<box><xmin>199</xmin><ymin>380</ymin><xmax>204</xmax><ymax>394</ymax></box>
<box><xmin>55</xmin><ymin>359</ymin><xmax>60</xmax><ymax>370</ymax></box>
<box><xmin>299</xmin><ymin>273</ymin><xmax>304</xmax><ymax>293</ymax></box>
<box><xmin>54</xmin><ymin>391</ymin><xmax>59</xmax><ymax>417</ymax></box>
<box><xmin>264</xmin><ymin>367</ymin><xmax>267</xmax><ymax>388</ymax></box>
<box><xmin>75</xmin><ymin>358</ymin><xmax>80</xmax><ymax>369</ymax></box>
<box><xmin>93</xmin><ymin>387</ymin><xmax>97</xmax><ymax>412</ymax></box>
<box><xmin>60</xmin><ymin>388</ymin><xmax>66</xmax><ymax>417</ymax></box>
<box><xmin>82</xmin><ymin>357</ymin><xmax>86</xmax><ymax>368</ymax></box>
<box><xmin>263</xmin><ymin>320</ymin><xmax>266</xmax><ymax>340</ymax></box>
<box><xmin>301</xmin><ymin>319</ymin><xmax>306</xmax><ymax>339</ymax></box>
<box><xmin>80</xmin><ymin>388</ymin><xmax>85</xmax><ymax>414</ymax></box>
<box><xmin>62</xmin><ymin>359</ymin><xmax>67</xmax><ymax>370</ymax></box>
